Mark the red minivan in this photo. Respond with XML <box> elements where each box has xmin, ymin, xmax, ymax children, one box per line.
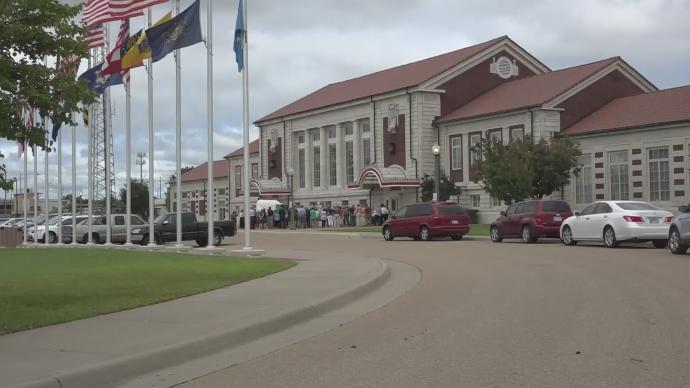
<box><xmin>382</xmin><ymin>202</ymin><xmax>470</xmax><ymax>241</ymax></box>
<box><xmin>490</xmin><ymin>199</ymin><xmax>573</xmax><ymax>243</ymax></box>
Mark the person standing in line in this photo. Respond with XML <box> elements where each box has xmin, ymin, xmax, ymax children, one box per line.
<box><xmin>320</xmin><ymin>207</ymin><xmax>328</xmax><ymax>227</ymax></box>
<box><xmin>327</xmin><ymin>206</ymin><xmax>334</xmax><ymax>227</ymax></box>
<box><xmin>380</xmin><ymin>203</ymin><xmax>389</xmax><ymax>223</ymax></box>
<box><xmin>297</xmin><ymin>205</ymin><xmax>306</xmax><ymax>229</ymax></box>
<box><xmin>249</xmin><ymin>206</ymin><xmax>256</xmax><ymax>229</ymax></box>
<box><xmin>267</xmin><ymin>207</ymin><xmax>274</xmax><ymax>229</ymax></box>
<box><xmin>309</xmin><ymin>207</ymin><xmax>317</xmax><ymax>228</ymax></box>
<box><xmin>279</xmin><ymin>206</ymin><xmax>286</xmax><ymax>229</ymax></box>
<box><xmin>274</xmin><ymin>206</ymin><xmax>281</xmax><ymax>229</ymax></box>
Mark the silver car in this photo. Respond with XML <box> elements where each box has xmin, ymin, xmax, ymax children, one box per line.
<box><xmin>669</xmin><ymin>205</ymin><xmax>690</xmax><ymax>254</ymax></box>
<box><xmin>69</xmin><ymin>214</ymin><xmax>147</xmax><ymax>244</ymax></box>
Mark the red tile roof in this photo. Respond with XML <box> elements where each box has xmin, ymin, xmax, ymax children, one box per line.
<box><xmin>256</xmin><ymin>36</ymin><xmax>509</xmax><ymax>123</ymax></box>
<box><xmin>439</xmin><ymin>57</ymin><xmax>619</xmax><ymax>123</ymax></box>
<box><xmin>179</xmin><ymin>160</ymin><xmax>229</xmax><ymax>183</ymax></box>
<box><xmin>225</xmin><ymin>139</ymin><xmax>260</xmax><ymax>159</ymax></box>
<box><xmin>565</xmin><ymin>85</ymin><xmax>690</xmax><ymax>135</ymax></box>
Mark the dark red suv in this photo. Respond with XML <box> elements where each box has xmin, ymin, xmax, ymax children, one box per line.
<box><xmin>382</xmin><ymin>202</ymin><xmax>470</xmax><ymax>241</ymax></box>
<box><xmin>490</xmin><ymin>200</ymin><xmax>572</xmax><ymax>243</ymax></box>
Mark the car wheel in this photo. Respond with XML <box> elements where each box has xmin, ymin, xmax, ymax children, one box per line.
<box><xmin>522</xmin><ymin>225</ymin><xmax>536</xmax><ymax>244</ymax></box>
<box><xmin>92</xmin><ymin>233</ymin><xmax>102</xmax><ymax>244</ymax></box>
<box><xmin>47</xmin><ymin>231</ymin><xmax>57</xmax><ymax>244</ymax></box>
<box><xmin>142</xmin><ymin>234</ymin><xmax>149</xmax><ymax>246</ymax></box>
<box><xmin>383</xmin><ymin>226</ymin><xmax>394</xmax><ymax>241</ymax></box>
<box><xmin>213</xmin><ymin>231</ymin><xmax>222</xmax><ymax>246</ymax></box>
<box><xmin>420</xmin><ymin>226</ymin><xmax>431</xmax><ymax>241</ymax></box>
<box><xmin>561</xmin><ymin>225</ymin><xmax>577</xmax><ymax>246</ymax></box>
<box><xmin>451</xmin><ymin>235</ymin><xmax>463</xmax><ymax>241</ymax></box>
<box><xmin>669</xmin><ymin>228</ymin><xmax>688</xmax><ymax>255</ymax></box>
<box><xmin>652</xmin><ymin>239</ymin><xmax>668</xmax><ymax>249</ymax></box>
<box><xmin>196</xmin><ymin>239</ymin><xmax>206</xmax><ymax>247</ymax></box>
<box><xmin>603</xmin><ymin>226</ymin><xmax>619</xmax><ymax>248</ymax></box>
<box><xmin>81</xmin><ymin>234</ymin><xmax>89</xmax><ymax>244</ymax></box>
<box><xmin>490</xmin><ymin>226</ymin><xmax>502</xmax><ymax>243</ymax></box>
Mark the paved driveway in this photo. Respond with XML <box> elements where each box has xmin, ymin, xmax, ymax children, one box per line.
<box><xmin>184</xmin><ymin>232</ymin><xmax>690</xmax><ymax>388</ymax></box>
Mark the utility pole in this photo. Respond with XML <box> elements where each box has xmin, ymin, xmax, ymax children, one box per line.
<box><xmin>136</xmin><ymin>152</ymin><xmax>146</xmax><ymax>183</ymax></box>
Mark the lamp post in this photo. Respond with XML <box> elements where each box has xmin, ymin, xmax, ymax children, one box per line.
<box><xmin>287</xmin><ymin>167</ymin><xmax>295</xmax><ymax>229</ymax></box>
<box><xmin>12</xmin><ymin>177</ymin><xmax>17</xmax><ymax>216</ymax></box>
<box><xmin>431</xmin><ymin>143</ymin><xmax>441</xmax><ymax>203</ymax></box>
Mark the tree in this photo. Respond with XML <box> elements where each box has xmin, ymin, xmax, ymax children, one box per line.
<box><xmin>119</xmin><ymin>180</ymin><xmax>150</xmax><ymax>218</ymax></box>
<box><xmin>474</xmin><ymin>136</ymin><xmax>581</xmax><ymax>204</ymax></box>
<box><xmin>420</xmin><ymin>171</ymin><xmax>461</xmax><ymax>202</ymax></box>
<box><xmin>0</xmin><ymin>0</ymin><xmax>94</xmax><ymax>188</ymax></box>
<box><xmin>181</xmin><ymin>166</ymin><xmax>195</xmax><ymax>174</ymax></box>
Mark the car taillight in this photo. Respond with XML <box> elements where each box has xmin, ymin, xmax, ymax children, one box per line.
<box><xmin>623</xmin><ymin>215</ymin><xmax>644</xmax><ymax>223</ymax></box>
<box><xmin>665</xmin><ymin>216</ymin><xmax>673</xmax><ymax>223</ymax></box>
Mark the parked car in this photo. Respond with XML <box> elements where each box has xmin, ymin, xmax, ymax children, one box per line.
<box><xmin>560</xmin><ymin>201</ymin><xmax>672</xmax><ymax>248</ymax></box>
<box><xmin>490</xmin><ymin>200</ymin><xmax>573</xmax><ymax>243</ymax></box>
<box><xmin>28</xmin><ymin>215</ymin><xmax>91</xmax><ymax>243</ymax></box>
<box><xmin>669</xmin><ymin>204</ymin><xmax>690</xmax><ymax>254</ymax></box>
<box><xmin>382</xmin><ymin>202</ymin><xmax>470</xmax><ymax>241</ymax></box>
<box><xmin>71</xmin><ymin>214</ymin><xmax>147</xmax><ymax>244</ymax></box>
<box><xmin>131</xmin><ymin>212</ymin><xmax>236</xmax><ymax>247</ymax></box>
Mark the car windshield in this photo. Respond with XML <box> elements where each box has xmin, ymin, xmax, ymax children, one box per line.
<box><xmin>48</xmin><ymin>216</ymin><xmax>63</xmax><ymax>225</ymax></box>
<box><xmin>439</xmin><ymin>205</ymin><xmax>466</xmax><ymax>215</ymax></box>
<box><xmin>154</xmin><ymin>214</ymin><xmax>168</xmax><ymax>224</ymax></box>
<box><xmin>542</xmin><ymin>201</ymin><xmax>571</xmax><ymax>212</ymax></box>
<box><xmin>616</xmin><ymin>202</ymin><xmax>661</xmax><ymax>211</ymax></box>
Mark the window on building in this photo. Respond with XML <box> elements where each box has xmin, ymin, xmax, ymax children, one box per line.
<box><xmin>298</xmin><ymin>133</ymin><xmax>305</xmax><ymax>144</ymax></box>
<box><xmin>312</xmin><ymin>130</ymin><xmax>320</xmax><ymax>142</ymax></box>
<box><xmin>328</xmin><ymin>126</ymin><xmax>336</xmax><ymax>139</ymax></box>
<box><xmin>510</xmin><ymin>125</ymin><xmax>525</xmax><ymax>143</ymax></box>
<box><xmin>470</xmin><ymin>195</ymin><xmax>481</xmax><ymax>208</ymax></box>
<box><xmin>575</xmin><ymin>154</ymin><xmax>593</xmax><ymax>204</ymax></box>
<box><xmin>235</xmin><ymin>165</ymin><xmax>242</xmax><ymax>191</ymax></box>
<box><xmin>360</xmin><ymin>118</ymin><xmax>370</xmax><ymax>133</ymax></box>
<box><xmin>218</xmin><ymin>188</ymin><xmax>225</xmax><ymax>196</ymax></box>
<box><xmin>491</xmin><ymin>196</ymin><xmax>502</xmax><ymax>207</ymax></box>
<box><xmin>488</xmin><ymin>129</ymin><xmax>502</xmax><ymax>144</ymax></box>
<box><xmin>362</xmin><ymin>138</ymin><xmax>371</xmax><ymax>166</ymax></box>
<box><xmin>346</xmin><ymin>141</ymin><xmax>354</xmax><ymax>183</ymax></box>
<box><xmin>344</xmin><ymin>122</ymin><xmax>353</xmax><ymax>136</ymax></box>
<box><xmin>469</xmin><ymin>133</ymin><xmax>481</xmax><ymax>180</ymax></box>
<box><xmin>313</xmin><ymin>146</ymin><xmax>320</xmax><ymax>187</ymax></box>
<box><xmin>251</xmin><ymin>163</ymin><xmax>258</xmax><ymax>179</ymax></box>
<box><xmin>298</xmin><ymin>148</ymin><xmax>305</xmax><ymax>188</ymax></box>
<box><xmin>450</xmin><ymin>136</ymin><xmax>462</xmax><ymax>170</ymax></box>
<box><xmin>648</xmin><ymin>147</ymin><xmax>670</xmax><ymax>202</ymax></box>
<box><xmin>609</xmin><ymin>150</ymin><xmax>629</xmax><ymax>200</ymax></box>
<box><xmin>329</xmin><ymin>144</ymin><xmax>337</xmax><ymax>186</ymax></box>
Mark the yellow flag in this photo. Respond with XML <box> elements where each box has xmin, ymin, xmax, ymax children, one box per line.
<box><xmin>121</xmin><ymin>12</ymin><xmax>172</xmax><ymax>70</ymax></box>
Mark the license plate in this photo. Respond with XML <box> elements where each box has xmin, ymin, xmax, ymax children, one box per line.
<box><xmin>451</xmin><ymin>220</ymin><xmax>459</xmax><ymax>225</ymax></box>
<box><xmin>648</xmin><ymin>217</ymin><xmax>660</xmax><ymax>224</ymax></box>
<box><xmin>553</xmin><ymin>216</ymin><xmax>562</xmax><ymax>222</ymax></box>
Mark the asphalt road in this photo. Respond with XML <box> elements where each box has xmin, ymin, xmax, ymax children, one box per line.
<box><xmin>182</xmin><ymin>233</ymin><xmax>690</xmax><ymax>388</ymax></box>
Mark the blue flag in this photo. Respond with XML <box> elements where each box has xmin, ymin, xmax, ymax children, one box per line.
<box><xmin>234</xmin><ymin>0</ymin><xmax>244</xmax><ymax>72</ymax></box>
<box><xmin>78</xmin><ymin>63</ymin><xmax>123</xmax><ymax>95</ymax></box>
<box><xmin>148</xmin><ymin>0</ymin><xmax>202</xmax><ymax>63</ymax></box>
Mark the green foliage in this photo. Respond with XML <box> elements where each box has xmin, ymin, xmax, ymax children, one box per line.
<box><xmin>119</xmin><ymin>180</ymin><xmax>150</xmax><ymax>218</ymax></box>
<box><xmin>0</xmin><ymin>0</ymin><xmax>94</xmax><ymax>184</ymax></box>
<box><xmin>0</xmin><ymin>150</ymin><xmax>13</xmax><ymax>190</ymax></box>
<box><xmin>420</xmin><ymin>171</ymin><xmax>461</xmax><ymax>202</ymax></box>
<box><xmin>474</xmin><ymin>136</ymin><xmax>581</xmax><ymax>204</ymax></box>
<box><xmin>181</xmin><ymin>166</ymin><xmax>195</xmax><ymax>174</ymax></box>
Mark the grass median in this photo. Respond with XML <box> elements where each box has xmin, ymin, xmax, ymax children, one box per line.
<box><xmin>0</xmin><ymin>248</ymin><xmax>295</xmax><ymax>335</ymax></box>
<box><xmin>324</xmin><ymin>224</ymin><xmax>490</xmax><ymax>236</ymax></box>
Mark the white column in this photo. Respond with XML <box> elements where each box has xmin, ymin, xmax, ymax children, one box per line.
<box><xmin>305</xmin><ymin>129</ymin><xmax>313</xmax><ymax>191</ymax></box>
<box><xmin>352</xmin><ymin>120</ymin><xmax>361</xmax><ymax>181</ymax></box>
<box><xmin>320</xmin><ymin>127</ymin><xmax>327</xmax><ymax>189</ymax></box>
<box><xmin>336</xmin><ymin>124</ymin><xmax>344</xmax><ymax>188</ymax></box>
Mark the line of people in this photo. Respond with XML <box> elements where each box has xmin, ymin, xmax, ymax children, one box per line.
<box><xmin>234</xmin><ymin>203</ymin><xmax>391</xmax><ymax>230</ymax></box>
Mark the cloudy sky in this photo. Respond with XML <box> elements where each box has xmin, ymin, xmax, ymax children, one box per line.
<box><xmin>2</xmin><ymin>0</ymin><xmax>690</xmax><ymax>200</ymax></box>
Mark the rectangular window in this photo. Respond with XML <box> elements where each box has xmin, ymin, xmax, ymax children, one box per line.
<box><xmin>235</xmin><ymin>165</ymin><xmax>242</xmax><ymax>190</ymax></box>
<box><xmin>469</xmin><ymin>132</ymin><xmax>481</xmax><ymax>181</ymax></box>
<box><xmin>313</xmin><ymin>146</ymin><xmax>320</xmax><ymax>187</ymax></box>
<box><xmin>251</xmin><ymin>163</ymin><xmax>258</xmax><ymax>179</ymax></box>
<box><xmin>346</xmin><ymin>141</ymin><xmax>354</xmax><ymax>183</ymax></box>
<box><xmin>470</xmin><ymin>195</ymin><xmax>481</xmax><ymax>208</ymax></box>
<box><xmin>328</xmin><ymin>126</ymin><xmax>336</xmax><ymax>139</ymax></box>
<box><xmin>488</xmin><ymin>129</ymin><xmax>502</xmax><ymax>144</ymax></box>
<box><xmin>362</xmin><ymin>138</ymin><xmax>371</xmax><ymax>166</ymax></box>
<box><xmin>344</xmin><ymin>123</ymin><xmax>353</xmax><ymax>136</ymax></box>
<box><xmin>329</xmin><ymin>144</ymin><xmax>337</xmax><ymax>186</ymax></box>
<box><xmin>360</xmin><ymin>119</ymin><xmax>370</xmax><ymax>133</ymax></box>
<box><xmin>298</xmin><ymin>149</ymin><xmax>305</xmax><ymax>188</ymax></box>
<box><xmin>609</xmin><ymin>150</ymin><xmax>629</xmax><ymax>200</ymax></box>
<box><xmin>451</xmin><ymin>136</ymin><xmax>462</xmax><ymax>170</ymax></box>
<box><xmin>510</xmin><ymin>125</ymin><xmax>525</xmax><ymax>143</ymax></box>
<box><xmin>575</xmin><ymin>154</ymin><xmax>593</xmax><ymax>204</ymax></box>
<box><xmin>648</xmin><ymin>147</ymin><xmax>670</xmax><ymax>202</ymax></box>
<box><xmin>312</xmin><ymin>130</ymin><xmax>320</xmax><ymax>142</ymax></box>
<box><xmin>491</xmin><ymin>196</ymin><xmax>502</xmax><ymax>207</ymax></box>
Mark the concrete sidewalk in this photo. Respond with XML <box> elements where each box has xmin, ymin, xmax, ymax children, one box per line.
<box><xmin>0</xmin><ymin>251</ymin><xmax>390</xmax><ymax>388</ymax></box>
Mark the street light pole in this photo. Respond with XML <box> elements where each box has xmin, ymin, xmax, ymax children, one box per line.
<box><xmin>432</xmin><ymin>143</ymin><xmax>441</xmax><ymax>203</ymax></box>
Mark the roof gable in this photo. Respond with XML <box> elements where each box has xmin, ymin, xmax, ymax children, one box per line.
<box><xmin>256</xmin><ymin>36</ymin><xmax>509</xmax><ymax>123</ymax></box>
<box><xmin>179</xmin><ymin>160</ymin><xmax>229</xmax><ymax>183</ymax></box>
<box><xmin>439</xmin><ymin>57</ymin><xmax>619</xmax><ymax>123</ymax></box>
<box><xmin>224</xmin><ymin>139</ymin><xmax>260</xmax><ymax>159</ymax></box>
<box><xmin>565</xmin><ymin>85</ymin><xmax>690</xmax><ymax>135</ymax></box>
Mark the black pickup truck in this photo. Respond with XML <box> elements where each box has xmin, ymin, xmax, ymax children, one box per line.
<box><xmin>132</xmin><ymin>212</ymin><xmax>236</xmax><ymax>247</ymax></box>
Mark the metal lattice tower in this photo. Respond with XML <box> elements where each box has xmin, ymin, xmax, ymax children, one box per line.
<box><xmin>90</xmin><ymin>27</ymin><xmax>115</xmax><ymax>204</ymax></box>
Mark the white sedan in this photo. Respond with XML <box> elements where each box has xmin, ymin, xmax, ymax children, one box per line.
<box><xmin>560</xmin><ymin>201</ymin><xmax>673</xmax><ymax>248</ymax></box>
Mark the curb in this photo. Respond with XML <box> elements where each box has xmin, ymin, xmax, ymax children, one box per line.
<box><xmin>9</xmin><ymin>260</ymin><xmax>391</xmax><ymax>388</ymax></box>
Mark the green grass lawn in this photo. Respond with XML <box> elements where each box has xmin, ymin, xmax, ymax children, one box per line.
<box><xmin>325</xmin><ymin>224</ymin><xmax>490</xmax><ymax>236</ymax></box>
<box><xmin>0</xmin><ymin>248</ymin><xmax>294</xmax><ymax>335</ymax></box>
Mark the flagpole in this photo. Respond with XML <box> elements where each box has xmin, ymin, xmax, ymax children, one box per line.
<box><xmin>33</xmin><ymin>141</ymin><xmax>37</xmax><ymax>245</ymax></box>
<box><xmin>175</xmin><ymin>0</ymin><xmax>182</xmax><ymax>248</ymax></box>
<box><xmin>104</xmin><ymin>86</ymin><xmax>112</xmax><ymax>245</ymax></box>
<box><xmin>125</xmin><ymin>76</ymin><xmax>133</xmax><ymax>246</ymax></box>
<box><xmin>57</xmin><ymin>112</ymin><xmax>63</xmax><ymax>244</ymax></box>
<box><xmin>147</xmin><ymin>7</ymin><xmax>156</xmax><ymax>247</ymax></box>
<box><xmin>43</xmin><ymin>118</ymin><xmax>49</xmax><ymax>245</ymax></box>
<box><xmin>71</xmin><ymin>115</ymin><xmax>77</xmax><ymax>245</ymax></box>
<box><xmin>205</xmin><ymin>0</ymin><xmax>215</xmax><ymax>249</ymax></box>
<box><xmin>241</xmin><ymin>0</ymin><xmax>252</xmax><ymax>251</ymax></box>
<box><xmin>23</xmin><ymin>137</ymin><xmax>28</xmax><ymax>245</ymax></box>
<box><xmin>87</xmin><ymin>54</ymin><xmax>94</xmax><ymax>245</ymax></box>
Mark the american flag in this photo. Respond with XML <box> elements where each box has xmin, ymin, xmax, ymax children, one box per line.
<box><xmin>58</xmin><ymin>55</ymin><xmax>81</xmax><ymax>77</ymax></box>
<box><xmin>85</xmin><ymin>24</ymin><xmax>105</xmax><ymax>49</ymax></box>
<box><xmin>82</xmin><ymin>0</ymin><xmax>168</xmax><ymax>27</ymax></box>
<box><xmin>18</xmin><ymin>105</ymin><xmax>34</xmax><ymax>158</ymax></box>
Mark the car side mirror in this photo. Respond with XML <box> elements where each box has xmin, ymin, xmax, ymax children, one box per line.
<box><xmin>575</xmin><ymin>211</ymin><xmax>581</xmax><ymax>217</ymax></box>
<box><xmin>500</xmin><ymin>211</ymin><xmax>506</xmax><ymax>217</ymax></box>
<box><xmin>680</xmin><ymin>205</ymin><xmax>689</xmax><ymax>213</ymax></box>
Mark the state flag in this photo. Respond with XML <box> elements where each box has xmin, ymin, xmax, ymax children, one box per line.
<box><xmin>121</xmin><ymin>12</ymin><xmax>172</xmax><ymax>70</ymax></box>
<box><xmin>78</xmin><ymin>63</ymin><xmax>123</xmax><ymax>95</ymax></box>
<box><xmin>147</xmin><ymin>0</ymin><xmax>202</xmax><ymax>62</ymax></box>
